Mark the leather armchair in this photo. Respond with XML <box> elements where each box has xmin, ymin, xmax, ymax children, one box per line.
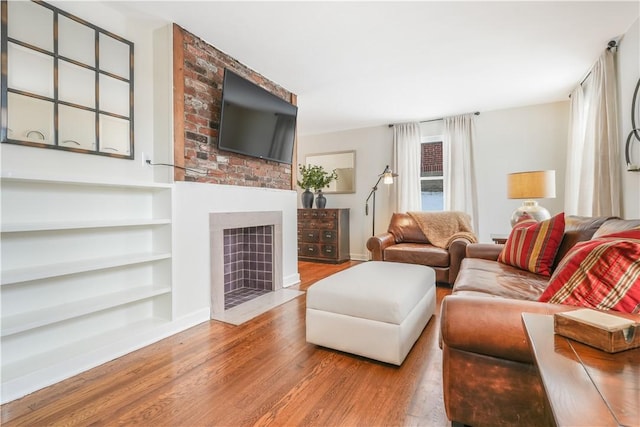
<box><xmin>366</xmin><ymin>212</ymin><xmax>475</xmax><ymax>285</ymax></box>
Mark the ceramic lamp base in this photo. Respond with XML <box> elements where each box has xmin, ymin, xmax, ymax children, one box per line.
<box><xmin>510</xmin><ymin>200</ymin><xmax>550</xmax><ymax>226</ymax></box>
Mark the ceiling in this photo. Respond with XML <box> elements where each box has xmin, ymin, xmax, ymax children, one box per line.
<box><xmin>118</xmin><ymin>1</ymin><xmax>639</xmax><ymax>136</ymax></box>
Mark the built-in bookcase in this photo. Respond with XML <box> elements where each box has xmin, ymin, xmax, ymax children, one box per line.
<box><xmin>0</xmin><ymin>174</ymin><xmax>172</xmax><ymax>401</ymax></box>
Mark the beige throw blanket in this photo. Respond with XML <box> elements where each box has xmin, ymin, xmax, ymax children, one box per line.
<box><xmin>407</xmin><ymin>211</ymin><xmax>478</xmax><ymax>249</ymax></box>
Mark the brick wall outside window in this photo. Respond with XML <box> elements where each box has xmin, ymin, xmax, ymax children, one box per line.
<box><xmin>421</xmin><ymin>142</ymin><xmax>443</xmax><ymax>177</ymax></box>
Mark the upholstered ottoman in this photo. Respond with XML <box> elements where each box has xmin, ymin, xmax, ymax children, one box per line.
<box><xmin>306</xmin><ymin>261</ymin><xmax>436</xmax><ymax>365</ymax></box>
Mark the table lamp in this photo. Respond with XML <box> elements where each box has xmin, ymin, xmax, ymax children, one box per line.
<box><xmin>507</xmin><ymin>170</ymin><xmax>556</xmax><ymax>226</ymax></box>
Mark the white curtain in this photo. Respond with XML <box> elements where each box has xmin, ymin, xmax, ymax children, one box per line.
<box><xmin>393</xmin><ymin>122</ymin><xmax>422</xmax><ymax>212</ymax></box>
<box><xmin>443</xmin><ymin>114</ymin><xmax>478</xmax><ymax>231</ymax></box>
<box><xmin>565</xmin><ymin>85</ymin><xmax>588</xmax><ymax>214</ymax></box>
<box><xmin>565</xmin><ymin>49</ymin><xmax>621</xmax><ymax>216</ymax></box>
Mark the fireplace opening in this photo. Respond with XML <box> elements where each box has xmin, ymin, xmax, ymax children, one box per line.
<box><xmin>223</xmin><ymin>226</ymin><xmax>273</xmax><ymax>309</ymax></box>
<box><xmin>210</xmin><ymin>210</ymin><xmax>284</xmax><ymax>318</ymax></box>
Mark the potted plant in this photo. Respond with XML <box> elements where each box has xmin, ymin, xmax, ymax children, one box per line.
<box><xmin>297</xmin><ymin>164</ymin><xmax>338</xmax><ymax>208</ymax></box>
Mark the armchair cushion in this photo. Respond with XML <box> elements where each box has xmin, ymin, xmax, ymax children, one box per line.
<box><xmin>384</xmin><ymin>244</ymin><xmax>449</xmax><ymax>267</ymax></box>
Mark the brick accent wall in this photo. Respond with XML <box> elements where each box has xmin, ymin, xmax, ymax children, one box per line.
<box><xmin>173</xmin><ymin>25</ymin><xmax>295</xmax><ymax>189</ymax></box>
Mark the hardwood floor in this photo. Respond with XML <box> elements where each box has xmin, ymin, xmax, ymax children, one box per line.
<box><xmin>2</xmin><ymin>261</ymin><xmax>452</xmax><ymax>426</ymax></box>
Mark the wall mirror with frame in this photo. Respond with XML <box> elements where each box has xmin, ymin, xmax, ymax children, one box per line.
<box><xmin>1</xmin><ymin>0</ymin><xmax>135</xmax><ymax>159</ymax></box>
<box><xmin>305</xmin><ymin>150</ymin><xmax>356</xmax><ymax>193</ymax></box>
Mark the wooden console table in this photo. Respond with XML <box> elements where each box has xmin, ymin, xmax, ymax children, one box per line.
<box><xmin>522</xmin><ymin>313</ymin><xmax>640</xmax><ymax>427</ymax></box>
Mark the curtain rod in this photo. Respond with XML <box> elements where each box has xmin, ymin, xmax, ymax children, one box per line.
<box><xmin>388</xmin><ymin>111</ymin><xmax>480</xmax><ymax>128</ymax></box>
<box><xmin>570</xmin><ymin>39</ymin><xmax>619</xmax><ymax>98</ymax></box>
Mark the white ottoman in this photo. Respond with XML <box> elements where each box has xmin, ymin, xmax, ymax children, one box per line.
<box><xmin>306</xmin><ymin>261</ymin><xmax>436</xmax><ymax>365</ymax></box>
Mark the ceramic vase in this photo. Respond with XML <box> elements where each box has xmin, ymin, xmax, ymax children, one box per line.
<box><xmin>301</xmin><ymin>189</ymin><xmax>314</xmax><ymax>209</ymax></box>
<box><xmin>315</xmin><ymin>190</ymin><xmax>327</xmax><ymax>209</ymax></box>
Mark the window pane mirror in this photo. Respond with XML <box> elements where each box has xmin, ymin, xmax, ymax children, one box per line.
<box><xmin>305</xmin><ymin>150</ymin><xmax>355</xmax><ymax>193</ymax></box>
<box><xmin>1</xmin><ymin>1</ymin><xmax>134</xmax><ymax>159</ymax></box>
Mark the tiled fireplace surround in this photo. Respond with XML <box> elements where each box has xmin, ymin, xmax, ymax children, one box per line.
<box><xmin>209</xmin><ymin>211</ymin><xmax>283</xmax><ymax>316</ymax></box>
<box><xmin>223</xmin><ymin>226</ymin><xmax>273</xmax><ymax>309</ymax></box>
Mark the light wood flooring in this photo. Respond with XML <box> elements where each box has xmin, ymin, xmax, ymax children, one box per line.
<box><xmin>2</xmin><ymin>261</ymin><xmax>452</xmax><ymax>426</ymax></box>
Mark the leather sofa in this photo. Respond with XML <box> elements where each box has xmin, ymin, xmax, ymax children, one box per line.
<box><xmin>366</xmin><ymin>213</ymin><xmax>474</xmax><ymax>285</ymax></box>
<box><xmin>440</xmin><ymin>216</ymin><xmax>640</xmax><ymax>427</ymax></box>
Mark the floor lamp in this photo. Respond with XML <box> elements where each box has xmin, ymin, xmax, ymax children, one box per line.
<box><xmin>365</xmin><ymin>165</ymin><xmax>397</xmax><ymax>236</ymax></box>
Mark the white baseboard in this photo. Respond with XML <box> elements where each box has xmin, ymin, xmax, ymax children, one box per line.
<box><xmin>283</xmin><ymin>272</ymin><xmax>301</xmax><ymax>287</ymax></box>
<box><xmin>350</xmin><ymin>253</ymin><xmax>370</xmax><ymax>261</ymax></box>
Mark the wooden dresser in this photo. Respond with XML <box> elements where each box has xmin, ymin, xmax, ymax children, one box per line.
<box><xmin>298</xmin><ymin>208</ymin><xmax>350</xmax><ymax>263</ymax></box>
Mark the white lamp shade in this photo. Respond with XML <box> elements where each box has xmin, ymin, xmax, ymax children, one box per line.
<box><xmin>382</xmin><ymin>172</ymin><xmax>394</xmax><ymax>185</ymax></box>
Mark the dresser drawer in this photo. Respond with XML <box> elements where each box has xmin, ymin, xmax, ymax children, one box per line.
<box><xmin>320</xmin><ymin>230</ymin><xmax>337</xmax><ymax>243</ymax></box>
<box><xmin>316</xmin><ymin>219</ymin><xmax>336</xmax><ymax>230</ymax></box>
<box><xmin>317</xmin><ymin>210</ymin><xmax>337</xmax><ymax>219</ymax></box>
<box><xmin>299</xmin><ymin>229</ymin><xmax>320</xmax><ymax>243</ymax></box>
<box><xmin>318</xmin><ymin>244</ymin><xmax>337</xmax><ymax>258</ymax></box>
<box><xmin>298</xmin><ymin>243</ymin><xmax>319</xmax><ymax>257</ymax></box>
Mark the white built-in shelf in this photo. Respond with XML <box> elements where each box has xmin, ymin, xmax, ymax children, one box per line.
<box><xmin>1</xmin><ymin>173</ymin><xmax>172</xmax><ymax>189</ymax></box>
<box><xmin>1</xmin><ymin>219</ymin><xmax>171</xmax><ymax>233</ymax></box>
<box><xmin>1</xmin><ymin>285</ymin><xmax>171</xmax><ymax>337</ymax></box>
<box><xmin>2</xmin><ymin>317</ymin><xmax>169</xmax><ymax>383</ymax></box>
<box><xmin>1</xmin><ymin>252</ymin><xmax>172</xmax><ymax>285</ymax></box>
<box><xmin>1</xmin><ymin>173</ymin><xmax>174</xmax><ymax>402</ymax></box>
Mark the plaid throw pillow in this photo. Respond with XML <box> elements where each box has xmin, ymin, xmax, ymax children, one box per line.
<box><xmin>498</xmin><ymin>212</ymin><xmax>565</xmax><ymax>276</ymax></box>
<box><xmin>538</xmin><ymin>229</ymin><xmax>640</xmax><ymax>313</ymax></box>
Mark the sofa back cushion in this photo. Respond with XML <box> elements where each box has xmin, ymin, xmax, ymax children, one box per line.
<box><xmin>592</xmin><ymin>218</ymin><xmax>640</xmax><ymax>238</ymax></box>
<box><xmin>539</xmin><ymin>228</ymin><xmax>640</xmax><ymax>313</ymax></box>
<box><xmin>387</xmin><ymin>213</ymin><xmax>429</xmax><ymax>244</ymax></box>
<box><xmin>553</xmin><ymin>216</ymin><xmax>616</xmax><ymax>268</ymax></box>
<box><xmin>498</xmin><ymin>212</ymin><xmax>565</xmax><ymax>277</ymax></box>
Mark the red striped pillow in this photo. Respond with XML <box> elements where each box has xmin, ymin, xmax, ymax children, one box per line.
<box><xmin>498</xmin><ymin>213</ymin><xmax>565</xmax><ymax>276</ymax></box>
<box><xmin>538</xmin><ymin>229</ymin><xmax>640</xmax><ymax>313</ymax></box>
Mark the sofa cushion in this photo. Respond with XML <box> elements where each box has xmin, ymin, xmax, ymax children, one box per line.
<box><xmin>553</xmin><ymin>216</ymin><xmax>616</xmax><ymax>269</ymax></box>
<box><xmin>498</xmin><ymin>212</ymin><xmax>565</xmax><ymax>277</ymax></box>
<box><xmin>453</xmin><ymin>258</ymin><xmax>549</xmax><ymax>300</ymax></box>
<box><xmin>591</xmin><ymin>218</ymin><xmax>640</xmax><ymax>238</ymax></box>
<box><xmin>384</xmin><ymin>243</ymin><xmax>449</xmax><ymax>267</ymax></box>
<box><xmin>538</xmin><ymin>229</ymin><xmax>640</xmax><ymax>313</ymax></box>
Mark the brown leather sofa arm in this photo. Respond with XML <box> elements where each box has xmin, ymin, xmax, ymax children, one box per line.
<box><xmin>366</xmin><ymin>233</ymin><xmax>395</xmax><ymax>260</ymax></box>
<box><xmin>447</xmin><ymin>237</ymin><xmax>473</xmax><ymax>285</ymax></box>
<box><xmin>440</xmin><ymin>295</ymin><xmax>575</xmax><ymax>363</ymax></box>
<box><xmin>466</xmin><ymin>243</ymin><xmax>504</xmax><ymax>260</ymax></box>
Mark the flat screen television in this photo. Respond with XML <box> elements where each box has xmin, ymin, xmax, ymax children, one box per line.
<box><xmin>218</xmin><ymin>69</ymin><xmax>298</xmax><ymax>164</ymax></box>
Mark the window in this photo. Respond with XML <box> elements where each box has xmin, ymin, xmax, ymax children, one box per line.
<box><xmin>420</xmin><ymin>136</ymin><xmax>443</xmax><ymax>211</ymax></box>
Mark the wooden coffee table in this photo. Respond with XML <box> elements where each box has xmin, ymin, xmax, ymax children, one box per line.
<box><xmin>522</xmin><ymin>313</ymin><xmax>640</xmax><ymax>427</ymax></box>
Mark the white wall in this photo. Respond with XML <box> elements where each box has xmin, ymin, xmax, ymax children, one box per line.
<box><xmin>473</xmin><ymin>102</ymin><xmax>568</xmax><ymax>239</ymax></box>
<box><xmin>297</xmin><ymin>126</ymin><xmax>394</xmax><ymax>260</ymax></box>
<box><xmin>617</xmin><ymin>17</ymin><xmax>640</xmax><ymax>218</ymax></box>
<box><xmin>298</xmin><ymin>101</ymin><xmax>570</xmax><ymax>253</ymax></box>
<box><xmin>172</xmin><ymin>182</ymin><xmax>300</xmax><ymax>318</ymax></box>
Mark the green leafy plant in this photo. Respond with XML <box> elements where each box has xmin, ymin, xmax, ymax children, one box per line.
<box><xmin>297</xmin><ymin>164</ymin><xmax>338</xmax><ymax>192</ymax></box>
